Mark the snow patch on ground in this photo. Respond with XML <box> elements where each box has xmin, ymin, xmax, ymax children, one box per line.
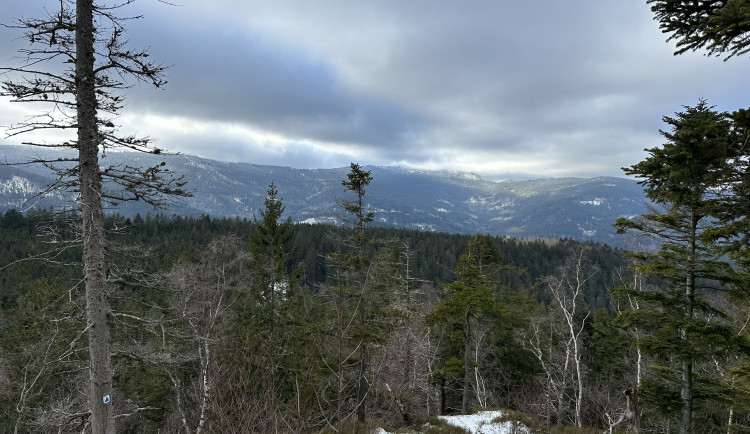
<box><xmin>440</xmin><ymin>410</ymin><xmax>530</xmax><ymax>433</ymax></box>
<box><xmin>372</xmin><ymin>411</ymin><xmax>531</xmax><ymax>433</ymax></box>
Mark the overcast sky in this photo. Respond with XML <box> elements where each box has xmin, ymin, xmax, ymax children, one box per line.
<box><xmin>1</xmin><ymin>1</ymin><xmax>748</xmax><ymax>178</ymax></box>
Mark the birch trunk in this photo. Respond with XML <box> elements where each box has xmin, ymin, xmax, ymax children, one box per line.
<box><xmin>462</xmin><ymin>312</ymin><xmax>471</xmax><ymax>414</ymax></box>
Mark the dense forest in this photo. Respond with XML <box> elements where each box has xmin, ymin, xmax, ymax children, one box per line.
<box><xmin>0</xmin><ymin>202</ymin><xmax>636</xmax><ymax>432</ymax></box>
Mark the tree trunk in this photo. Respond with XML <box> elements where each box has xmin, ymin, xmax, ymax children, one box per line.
<box><xmin>680</xmin><ymin>360</ymin><xmax>692</xmax><ymax>434</ymax></box>
<box><xmin>337</xmin><ymin>282</ymin><xmax>344</xmax><ymax>424</ymax></box>
<box><xmin>77</xmin><ymin>1</ymin><xmax>114</xmax><ymax>432</ymax></box>
<box><xmin>356</xmin><ymin>299</ymin><xmax>367</xmax><ymax>423</ymax></box>
<box><xmin>462</xmin><ymin>312</ymin><xmax>471</xmax><ymax>415</ymax></box>
<box><xmin>626</xmin><ymin>388</ymin><xmax>641</xmax><ymax>433</ymax></box>
<box><xmin>573</xmin><ymin>336</ymin><xmax>583</xmax><ymax>427</ymax></box>
<box><xmin>440</xmin><ymin>377</ymin><xmax>446</xmax><ymax>415</ymax></box>
<box><xmin>355</xmin><ymin>188</ymin><xmax>368</xmax><ymax>424</ymax></box>
<box><xmin>680</xmin><ymin>212</ymin><xmax>698</xmax><ymax>434</ymax></box>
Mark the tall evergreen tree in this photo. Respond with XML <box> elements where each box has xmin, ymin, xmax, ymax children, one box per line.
<box><xmin>615</xmin><ymin>101</ymin><xmax>746</xmax><ymax>433</ymax></box>
<box><xmin>340</xmin><ymin>163</ymin><xmax>375</xmax><ymax>423</ymax></box>
<box><xmin>427</xmin><ymin>234</ymin><xmax>505</xmax><ymax>415</ymax></box>
<box><xmin>707</xmin><ymin>107</ymin><xmax>750</xmax><ymax>433</ymax></box>
<box><xmin>230</xmin><ymin>182</ymin><xmax>307</xmax><ymax>431</ymax></box>
<box><xmin>249</xmin><ymin>183</ymin><xmax>298</xmax><ymax>329</ymax></box>
<box><xmin>713</xmin><ymin>108</ymin><xmax>750</xmax><ymax>297</ymax></box>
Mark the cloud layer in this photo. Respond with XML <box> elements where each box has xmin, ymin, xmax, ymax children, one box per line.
<box><xmin>2</xmin><ymin>1</ymin><xmax>748</xmax><ymax>178</ymax></box>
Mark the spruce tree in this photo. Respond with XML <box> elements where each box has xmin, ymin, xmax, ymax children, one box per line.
<box><xmin>427</xmin><ymin>234</ymin><xmax>505</xmax><ymax>414</ymax></box>
<box><xmin>707</xmin><ymin>107</ymin><xmax>750</xmax><ymax>432</ymax></box>
<box><xmin>341</xmin><ymin>163</ymin><xmax>375</xmax><ymax>423</ymax></box>
<box><xmin>648</xmin><ymin>0</ymin><xmax>750</xmax><ymax>60</ymax></box>
<box><xmin>249</xmin><ymin>183</ymin><xmax>298</xmax><ymax>330</ymax></box>
<box><xmin>614</xmin><ymin>100</ymin><xmax>746</xmax><ymax>433</ymax></box>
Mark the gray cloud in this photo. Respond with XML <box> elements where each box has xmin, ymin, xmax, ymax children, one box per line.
<box><xmin>125</xmin><ymin>13</ymin><xmax>431</xmax><ymax>150</ymax></box>
<box><xmin>2</xmin><ymin>1</ymin><xmax>749</xmax><ymax>178</ymax></box>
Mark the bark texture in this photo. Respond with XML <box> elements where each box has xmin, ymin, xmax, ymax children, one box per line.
<box><xmin>76</xmin><ymin>0</ymin><xmax>114</xmax><ymax>432</ymax></box>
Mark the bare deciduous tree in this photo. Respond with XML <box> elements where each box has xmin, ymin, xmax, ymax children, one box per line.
<box><xmin>544</xmin><ymin>247</ymin><xmax>594</xmax><ymax>427</ymax></box>
<box><xmin>519</xmin><ymin>309</ymin><xmax>571</xmax><ymax>426</ymax></box>
<box><xmin>163</xmin><ymin>235</ymin><xmax>249</xmax><ymax>434</ymax></box>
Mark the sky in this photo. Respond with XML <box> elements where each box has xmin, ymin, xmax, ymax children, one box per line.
<box><xmin>1</xmin><ymin>1</ymin><xmax>748</xmax><ymax>179</ymax></box>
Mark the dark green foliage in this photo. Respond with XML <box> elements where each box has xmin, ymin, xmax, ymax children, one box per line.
<box><xmin>0</xmin><ymin>210</ymin><xmax>625</xmax><ymax>312</ymax></box>
<box><xmin>248</xmin><ymin>182</ymin><xmax>301</xmax><ymax>325</ymax></box>
<box><xmin>341</xmin><ymin>162</ymin><xmax>374</xmax><ymax>251</ymax></box>
<box><xmin>332</xmin><ymin>162</ymin><xmax>379</xmax><ymax>423</ymax></box>
<box><xmin>430</xmin><ymin>235</ymin><xmax>503</xmax><ymax>328</ymax></box>
<box><xmin>0</xmin><ymin>207</ymin><xmax>636</xmax><ymax>431</ymax></box>
<box><xmin>115</xmin><ymin>361</ymin><xmax>171</xmax><ymax>432</ymax></box>
<box><xmin>710</xmin><ymin>108</ymin><xmax>750</xmax><ymax>300</ymax></box>
<box><xmin>648</xmin><ymin>0</ymin><xmax>750</xmax><ymax>60</ymax></box>
<box><xmin>620</xmin><ymin>100</ymin><xmax>734</xmax><ymax>208</ymax></box>
<box><xmin>427</xmin><ymin>234</ymin><xmax>509</xmax><ymax>414</ymax></box>
<box><xmin>587</xmin><ymin>309</ymin><xmax>631</xmax><ymax>385</ymax></box>
<box><xmin>614</xmin><ymin>101</ymin><xmax>750</xmax><ymax>432</ymax></box>
<box><xmin>211</xmin><ymin>184</ymin><xmax>325</xmax><ymax>432</ymax></box>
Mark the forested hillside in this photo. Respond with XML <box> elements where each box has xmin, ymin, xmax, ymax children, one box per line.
<box><xmin>0</xmin><ymin>209</ymin><xmax>625</xmax><ymax>310</ymax></box>
<box><xmin>0</xmin><ymin>207</ymin><xmax>632</xmax><ymax>431</ymax></box>
<box><xmin>1</xmin><ymin>196</ymin><xmax>745</xmax><ymax>433</ymax></box>
<box><xmin>3</xmin><ymin>125</ymin><xmax>750</xmax><ymax>434</ymax></box>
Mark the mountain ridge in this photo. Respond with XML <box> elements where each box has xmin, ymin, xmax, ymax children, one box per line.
<box><xmin>0</xmin><ymin>145</ymin><xmax>648</xmax><ymax>247</ymax></box>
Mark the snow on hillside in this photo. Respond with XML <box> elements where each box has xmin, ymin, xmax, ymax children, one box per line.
<box><xmin>0</xmin><ymin>176</ymin><xmax>37</xmax><ymax>195</ymax></box>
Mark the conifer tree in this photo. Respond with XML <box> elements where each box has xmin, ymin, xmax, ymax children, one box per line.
<box><xmin>341</xmin><ymin>162</ymin><xmax>375</xmax><ymax>423</ymax></box>
<box><xmin>713</xmin><ymin>108</ymin><xmax>750</xmax><ymax>298</ymax></box>
<box><xmin>707</xmin><ymin>107</ymin><xmax>750</xmax><ymax>433</ymax></box>
<box><xmin>615</xmin><ymin>101</ymin><xmax>747</xmax><ymax>433</ymax></box>
<box><xmin>249</xmin><ymin>183</ymin><xmax>298</xmax><ymax>330</ymax></box>
<box><xmin>317</xmin><ymin>163</ymin><xmax>380</xmax><ymax>425</ymax></box>
<box><xmin>648</xmin><ymin>0</ymin><xmax>750</xmax><ymax>60</ymax></box>
<box><xmin>427</xmin><ymin>234</ymin><xmax>504</xmax><ymax>415</ymax></box>
<box><xmin>225</xmin><ymin>182</ymin><xmax>307</xmax><ymax>431</ymax></box>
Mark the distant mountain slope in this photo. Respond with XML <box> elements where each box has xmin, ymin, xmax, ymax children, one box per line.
<box><xmin>0</xmin><ymin>145</ymin><xmax>649</xmax><ymax>247</ymax></box>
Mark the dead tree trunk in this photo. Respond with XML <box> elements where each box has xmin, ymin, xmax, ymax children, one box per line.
<box><xmin>3</xmin><ymin>1</ymin><xmax>186</xmax><ymax>431</ymax></box>
<box><xmin>77</xmin><ymin>0</ymin><xmax>114</xmax><ymax>432</ymax></box>
<box><xmin>626</xmin><ymin>388</ymin><xmax>641</xmax><ymax>433</ymax></box>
